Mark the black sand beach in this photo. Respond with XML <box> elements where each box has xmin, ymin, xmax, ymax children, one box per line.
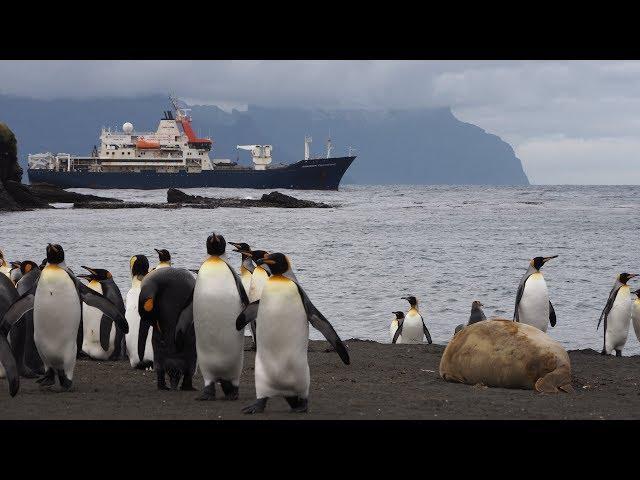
<box><xmin>0</xmin><ymin>339</ymin><xmax>638</xmax><ymax>420</ymax></box>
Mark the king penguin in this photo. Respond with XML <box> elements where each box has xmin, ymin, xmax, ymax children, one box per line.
<box><xmin>0</xmin><ymin>244</ymin><xmax>128</xmax><ymax>391</ymax></box>
<box><xmin>125</xmin><ymin>255</ymin><xmax>154</xmax><ymax>369</ymax></box>
<box><xmin>191</xmin><ymin>233</ymin><xmax>249</xmax><ymax>400</ymax></box>
<box><xmin>78</xmin><ymin>266</ymin><xmax>126</xmax><ymax>360</ymax></box>
<box><xmin>229</xmin><ymin>241</ymin><xmax>258</xmax><ymax>348</ymax></box>
<box><xmin>631</xmin><ymin>289</ymin><xmax>640</xmax><ymax>344</ymax></box>
<box><xmin>597</xmin><ymin>273</ymin><xmax>637</xmax><ymax>356</ymax></box>
<box><xmin>10</xmin><ymin>261</ymin><xmax>44</xmax><ymax>377</ymax></box>
<box><xmin>390</xmin><ymin>311</ymin><xmax>404</xmax><ymax>342</ymax></box>
<box><xmin>392</xmin><ymin>296</ymin><xmax>432</xmax><ymax>344</ymax></box>
<box><xmin>138</xmin><ymin>266</ymin><xmax>197</xmax><ymax>390</ymax></box>
<box><xmin>513</xmin><ymin>255</ymin><xmax>558</xmax><ymax>332</ymax></box>
<box><xmin>454</xmin><ymin>300</ymin><xmax>486</xmax><ymax>335</ymax></box>
<box><xmin>236</xmin><ymin>252</ymin><xmax>350</xmax><ymax>414</ymax></box>
<box><xmin>154</xmin><ymin>248</ymin><xmax>172</xmax><ymax>270</ymax></box>
<box><xmin>0</xmin><ymin>249</ymin><xmax>11</xmax><ymax>280</ymax></box>
<box><xmin>0</xmin><ymin>271</ymin><xmax>20</xmax><ymax>394</ymax></box>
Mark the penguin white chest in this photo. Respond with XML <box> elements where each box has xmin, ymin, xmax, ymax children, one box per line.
<box><xmin>631</xmin><ymin>299</ymin><xmax>640</xmax><ymax>344</ymax></box>
<box><xmin>82</xmin><ymin>280</ymin><xmax>115</xmax><ymax>359</ymax></box>
<box><xmin>400</xmin><ymin>310</ymin><xmax>424</xmax><ymax>344</ymax></box>
<box><xmin>518</xmin><ymin>273</ymin><xmax>550</xmax><ymax>331</ymax></box>
<box><xmin>606</xmin><ymin>286</ymin><xmax>632</xmax><ymax>352</ymax></box>
<box><xmin>255</xmin><ymin>277</ymin><xmax>310</xmax><ymax>398</ymax></box>
<box><xmin>390</xmin><ymin>319</ymin><xmax>399</xmax><ymax>342</ymax></box>
<box><xmin>240</xmin><ymin>267</ymin><xmax>252</xmax><ymax>295</ymax></box>
<box><xmin>248</xmin><ymin>267</ymin><xmax>269</xmax><ymax>303</ymax></box>
<box><xmin>193</xmin><ymin>258</ymin><xmax>244</xmax><ymax>385</ymax></box>
<box><xmin>125</xmin><ymin>284</ymin><xmax>153</xmax><ymax>367</ymax></box>
<box><xmin>34</xmin><ymin>266</ymin><xmax>81</xmax><ymax>373</ymax></box>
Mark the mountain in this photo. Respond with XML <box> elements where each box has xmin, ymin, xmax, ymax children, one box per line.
<box><xmin>0</xmin><ymin>94</ymin><xmax>529</xmax><ymax>185</ymax></box>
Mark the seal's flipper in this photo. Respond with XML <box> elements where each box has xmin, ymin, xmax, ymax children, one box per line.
<box><xmin>296</xmin><ymin>284</ymin><xmax>349</xmax><ymax>365</ymax></box>
<box><xmin>558</xmin><ymin>383</ymin><xmax>574</xmax><ymax>393</ymax></box>
<box><xmin>549</xmin><ymin>301</ymin><xmax>557</xmax><ymax>327</ymax></box>
<box><xmin>0</xmin><ymin>293</ymin><xmax>34</xmax><ymax>336</ymax></box>
<box><xmin>534</xmin><ymin>368</ymin><xmax>572</xmax><ymax>394</ymax></box>
<box><xmin>236</xmin><ymin>300</ymin><xmax>260</xmax><ymax>330</ymax></box>
<box><xmin>0</xmin><ymin>334</ymin><xmax>19</xmax><ymax>397</ymax></box>
<box><xmin>77</xmin><ymin>282</ymin><xmax>129</xmax><ymax>334</ymax></box>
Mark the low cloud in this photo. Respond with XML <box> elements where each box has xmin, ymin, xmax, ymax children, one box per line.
<box><xmin>1</xmin><ymin>60</ymin><xmax>639</xmax><ymax>184</ymax></box>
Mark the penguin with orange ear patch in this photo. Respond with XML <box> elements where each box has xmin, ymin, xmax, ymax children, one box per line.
<box><xmin>138</xmin><ymin>267</ymin><xmax>197</xmax><ymax>391</ymax></box>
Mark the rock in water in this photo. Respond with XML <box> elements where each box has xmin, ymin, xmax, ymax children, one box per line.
<box><xmin>260</xmin><ymin>191</ymin><xmax>330</xmax><ymax>208</ymax></box>
<box><xmin>167</xmin><ymin>188</ymin><xmax>332</xmax><ymax>208</ymax></box>
<box><xmin>439</xmin><ymin>319</ymin><xmax>573</xmax><ymax>393</ymax></box>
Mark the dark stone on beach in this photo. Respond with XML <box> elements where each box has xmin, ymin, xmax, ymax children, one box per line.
<box><xmin>74</xmin><ymin>202</ymin><xmax>181</xmax><ymax>209</ymax></box>
<box><xmin>4</xmin><ymin>181</ymin><xmax>52</xmax><ymax>208</ymax></box>
<box><xmin>167</xmin><ymin>188</ymin><xmax>332</xmax><ymax>208</ymax></box>
<box><xmin>27</xmin><ymin>183</ymin><xmax>122</xmax><ymax>204</ymax></box>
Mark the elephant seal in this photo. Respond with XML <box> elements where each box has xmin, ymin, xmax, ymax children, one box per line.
<box><xmin>439</xmin><ymin>319</ymin><xmax>573</xmax><ymax>393</ymax></box>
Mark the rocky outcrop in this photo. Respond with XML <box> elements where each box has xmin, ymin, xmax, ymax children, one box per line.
<box><xmin>26</xmin><ymin>183</ymin><xmax>121</xmax><ymax>204</ymax></box>
<box><xmin>167</xmin><ymin>188</ymin><xmax>332</xmax><ymax>208</ymax></box>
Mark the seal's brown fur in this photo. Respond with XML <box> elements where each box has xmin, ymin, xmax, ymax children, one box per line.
<box><xmin>439</xmin><ymin>319</ymin><xmax>573</xmax><ymax>393</ymax></box>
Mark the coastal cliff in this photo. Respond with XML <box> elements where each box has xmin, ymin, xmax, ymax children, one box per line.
<box><xmin>1</xmin><ymin>95</ymin><xmax>529</xmax><ymax>186</ymax></box>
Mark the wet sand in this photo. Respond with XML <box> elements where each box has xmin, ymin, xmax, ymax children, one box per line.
<box><xmin>1</xmin><ymin>339</ymin><xmax>639</xmax><ymax>420</ymax></box>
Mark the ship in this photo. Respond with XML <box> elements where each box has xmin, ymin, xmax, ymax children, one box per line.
<box><xmin>27</xmin><ymin>96</ymin><xmax>356</xmax><ymax>191</ymax></box>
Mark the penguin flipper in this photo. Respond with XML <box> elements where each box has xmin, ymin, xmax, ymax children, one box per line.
<box><xmin>513</xmin><ymin>274</ymin><xmax>530</xmax><ymax>322</ymax></box>
<box><xmin>392</xmin><ymin>319</ymin><xmax>403</xmax><ymax>344</ymax></box>
<box><xmin>0</xmin><ymin>293</ymin><xmax>35</xmax><ymax>336</ymax></box>
<box><xmin>77</xmin><ymin>281</ymin><xmax>129</xmax><ymax>334</ymax></box>
<box><xmin>0</xmin><ymin>334</ymin><xmax>19</xmax><ymax>397</ymax></box>
<box><xmin>236</xmin><ymin>301</ymin><xmax>260</xmax><ymax>330</ymax></box>
<box><xmin>222</xmin><ymin>261</ymin><xmax>249</xmax><ymax>307</ymax></box>
<box><xmin>296</xmin><ymin>284</ymin><xmax>350</xmax><ymax>365</ymax></box>
<box><xmin>16</xmin><ymin>269</ymin><xmax>40</xmax><ymax>296</ymax></box>
<box><xmin>175</xmin><ymin>301</ymin><xmax>194</xmax><ymax>351</ymax></box>
<box><xmin>597</xmin><ymin>284</ymin><xmax>620</xmax><ymax>330</ymax></box>
<box><xmin>549</xmin><ymin>300</ymin><xmax>557</xmax><ymax>327</ymax></box>
<box><xmin>99</xmin><ymin>315</ymin><xmax>112</xmax><ymax>351</ymax></box>
<box><xmin>421</xmin><ymin>317</ymin><xmax>433</xmax><ymax>344</ymax></box>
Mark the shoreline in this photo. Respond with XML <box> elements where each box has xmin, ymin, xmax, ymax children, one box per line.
<box><xmin>0</xmin><ymin>338</ymin><xmax>638</xmax><ymax>420</ymax></box>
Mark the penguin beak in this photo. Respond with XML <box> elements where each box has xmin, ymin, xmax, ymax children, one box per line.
<box><xmin>81</xmin><ymin>266</ymin><xmax>97</xmax><ymax>275</ymax></box>
<box><xmin>154</xmin><ymin>248</ymin><xmax>161</xmax><ymax>254</ymax></box>
<box><xmin>542</xmin><ymin>255</ymin><xmax>558</xmax><ymax>264</ymax></box>
<box><xmin>229</xmin><ymin>242</ymin><xmax>250</xmax><ymax>255</ymax></box>
<box><xmin>77</xmin><ymin>274</ymin><xmax>92</xmax><ymax>280</ymax></box>
<box><xmin>256</xmin><ymin>258</ymin><xmax>275</xmax><ymax>266</ymax></box>
<box><xmin>628</xmin><ymin>274</ymin><xmax>639</xmax><ymax>280</ymax></box>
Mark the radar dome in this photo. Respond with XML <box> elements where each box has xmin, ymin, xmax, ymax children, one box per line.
<box><xmin>122</xmin><ymin>122</ymin><xmax>134</xmax><ymax>134</ymax></box>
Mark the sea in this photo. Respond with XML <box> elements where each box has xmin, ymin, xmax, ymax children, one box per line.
<box><xmin>2</xmin><ymin>185</ymin><xmax>639</xmax><ymax>354</ymax></box>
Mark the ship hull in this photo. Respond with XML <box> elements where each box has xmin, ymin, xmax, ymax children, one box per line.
<box><xmin>28</xmin><ymin>157</ymin><xmax>355</xmax><ymax>191</ymax></box>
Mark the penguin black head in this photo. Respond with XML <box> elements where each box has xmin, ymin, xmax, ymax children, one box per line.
<box><xmin>632</xmin><ymin>289</ymin><xmax>640</xmax><ymax>298</ymax></box>
<box><xmin>530</xmin><ymin>255</ymin><xmax>558</xmax><ymax>270</ymax></box>
<box><xmin>20</xmin><ymin>261</ymin><xmax>38</xmax><ymax>275</ymax></box>
<box><xmin>229</xmin><ymin>241</ymin><xmax>252</xmax><ymax>257</ymax></box>
<box><xmin>471</xmin><ymin>300</ymin><xmax>484</xmax><ymax>310</ymax></box>
<box><xmin>81</xmin><ymin>266</ymin><xmax>113</xmax><ymax>281</ymax></box>
<box><xmin>154</xmin><ymin>248</ymin><xmax>171</xmax><ymax>263</ymax></box>
<box><xmin>401</xmin><ymin>296</ymin><xmax>418</xmax><ymax>307</ymax></box>
<box><xmin>10</xmin><ymin>261</ymin><xmax>21</xmax><ymax>271</ymax></box>
<box><xmin>46</xmin><ymin>244</ymin><xmax>64</xmax><ymax>264</ymax></box>
<box><xmin>130</xmin><ymin>255</ymin><xmax>150</xmax><ymax>277</ymax></box>
<box><xmin>250</xmin><ymin>250</ymin><xmax>270</xmax><ymax>262</ymax></box>
<box><xmin>618</xmin><ymin>273</ymin><xmax>638</xmax><ymax>285</ymax></box>
<box><xmin>257</xmin><ymin>252</ymin><xmax>290</xmax><ymax>275</ymax></box>
<box><xmin>206</xmin><ymin>233</ymin><xmax>226</xmax><ymax>256</ymax></box>
<box><xmin>39</xmin><ymin>258</ymin><xmax>47</xmax><ymax>270</ymax></box>
<box><xmin>392</xmin><ymin>311</ymin><xmax>405</xmax><ymax>320</ymax></box>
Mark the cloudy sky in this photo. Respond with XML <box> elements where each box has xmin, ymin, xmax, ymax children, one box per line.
<box><xmin>1</xmin><ymin>60</ymin><xmax>639</xmax><ymax>184</ymax></box>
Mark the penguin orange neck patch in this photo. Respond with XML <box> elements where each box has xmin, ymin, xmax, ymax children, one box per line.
<box><xmin>144</xmin><ymin>297</ymin><xmax>154</xmax><ymax>312</ymax></box>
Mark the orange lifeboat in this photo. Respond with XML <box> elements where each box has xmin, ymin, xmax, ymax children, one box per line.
<box><xmin>136</xmin><ymin>137</ymin><xmax>160</xmax><ymax>149</ymax></box>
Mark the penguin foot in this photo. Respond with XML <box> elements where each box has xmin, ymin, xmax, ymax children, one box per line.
<box><xmin>615</xmin><ymin>349</ymin><xmax>622</xmax><ymax>357</ymax></box>
<box><xmin>219</xmin><ymin>380</ymin><xmax>239</xmax><ymax>400</ymax></box>
<box><xmin>19</xmin><ymin>367</ymin><xmax>39</xmax><ymax>379</ymax></box>
<box><xmin>242</xmin><ymin>398</ymin><xmax>268</xmax><ymax>414</ymax></box>
<box><xmin>196</xmin><ymin>385</ymin><xmax>216</xmax><ymax>401</ymax></box>
<box><xmin>285</xmin><ymin>396</ymin><xmax>308</xmax><ymax>413</ymax></box>
<box><xmin>157</xmin><ymin>384</ymin><xmax>171</xmax><ymax>391</ymax></box>
<box><xmin>37</xmin><ymin>369</ymin><xmax>56</xmax><ymax>387</ymax></box>
<box><xmin>57</xmin><ymin>370</ymin><xmax>73</xmax><ymax>391</ymax></box>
